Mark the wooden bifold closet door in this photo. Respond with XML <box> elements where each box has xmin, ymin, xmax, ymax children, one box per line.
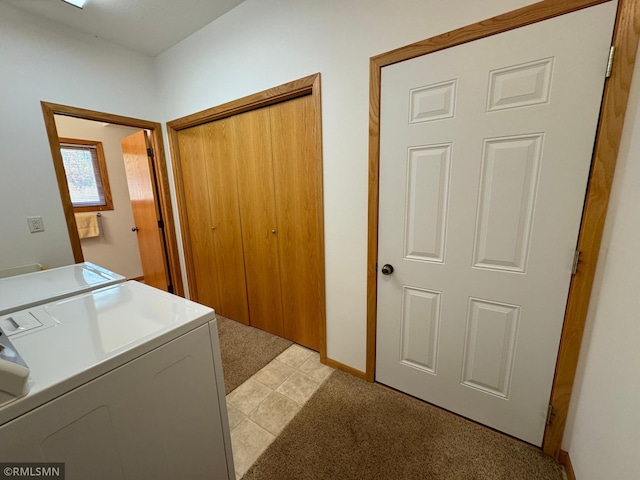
<box><xmin>176</xmin><ymin>94</ymin><xmax>323</xmax><ymax>351</ymax></box>
<box><xmin>177</xmin><ymin>119</ymin><xmax>250</xmax><ymax>325</ymax></box>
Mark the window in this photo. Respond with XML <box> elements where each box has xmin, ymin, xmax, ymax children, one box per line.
<box><xmin>59</xmin><ymin>138</ymin><xmax>113</xmax><ymax>212</ymax></box>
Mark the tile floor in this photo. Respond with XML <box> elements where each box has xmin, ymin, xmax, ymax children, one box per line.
<box><xmin>226</xmin><ymin>344</ymin><xmax>334</xmax><ymax>479</ymax></box>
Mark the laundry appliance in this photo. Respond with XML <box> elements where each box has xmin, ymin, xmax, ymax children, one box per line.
<box><xmin>0</xmin><ymin>262</ymin><xmax>125</xmax><ymax>317</ymax></box>
<box><xmin>0</xmin><ymin>280</ymin><xmax>234</xmax><ymax>480</ymax></box>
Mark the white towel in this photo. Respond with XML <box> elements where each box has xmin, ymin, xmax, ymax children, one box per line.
<box><xmin>75</xmin><ymin>212</ymin><xmax>100</xmax><ymax>239</ymax></box>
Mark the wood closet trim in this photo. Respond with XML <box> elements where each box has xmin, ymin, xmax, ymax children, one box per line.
<box><xmin>167</xmin><ymin>73</ymin><xmax>327</xmax><ymax>361</ymax></box>
<box><xmin>167</xmin><ymin>74</ymin><xmax>318</xmax><ymax>130</ymax></box>
<box><xmin>366</xmin><ymin>0</ymin><xmax>640</xmax><ymax>459</ymax></box>
<box><xmin>41</xmin><ymin>101</ymin><xmax>184</xmax><ymax>297</ymax></box>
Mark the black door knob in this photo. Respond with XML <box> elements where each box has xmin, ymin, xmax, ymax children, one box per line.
<box><xmin>381</xmin><ymin>264</ymin><xmax>394</xmax><ymax>275</ymax></box>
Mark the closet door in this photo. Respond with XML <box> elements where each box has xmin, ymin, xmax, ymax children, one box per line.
<box><xmin>201</xmin><ymin>120</ymin><xmax>250</xmax><ymax>325</ymax></box>
<box><xmin>231</xmin><ymin>108</ymin><xmax>285</xmax><ymax>336</ymax></box>
<box><xmin>177</xmin><ymin>125</ymin><xmax>220</xmax><ymax>308</ymax></box>
<box><xmin>270</xmin><ymin>96</ymin><xmax>324</xmax><ymax>350</ymax></box>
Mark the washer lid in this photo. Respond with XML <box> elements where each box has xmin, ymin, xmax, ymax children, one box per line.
<box><xmin>0</xmin><ymin>262</ymin><xmax>126</xmax><ymax>316</ymax></box>
<box><xmin>0</xmin><ymin>281</ymin><xmax>215</xmax><ymax>425</ymax></box>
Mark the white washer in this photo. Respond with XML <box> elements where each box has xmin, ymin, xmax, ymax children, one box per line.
<box><xmin>0</xmin><ymin>281</ymin><xmax>234</xmax><ymax>480</ymax></box>
<box><xmin>0</xmin><ymin>262</ymin><xmax>126</xmax><ymax>316</ymax></box>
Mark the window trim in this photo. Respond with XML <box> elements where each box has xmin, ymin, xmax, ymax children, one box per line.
<box><xmin>59</xmin><ymin>137</ymin><xmax>113</xmax><ymax>212</ymax></box>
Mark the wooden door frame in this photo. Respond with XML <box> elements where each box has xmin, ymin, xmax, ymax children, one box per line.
<box><xmin>166</xmin><ymin>73</ymin><xmax>328</xmax><ymax>362</ymax></box>
<box><xmin>366</xmin><ymin>0</ymin><xmax>640</xmax><ymax>458</ymax></box>
<box><xmin>41</xmin><ymin>101</ymin><xmax>184</xmax><ymax>296</ymax></box>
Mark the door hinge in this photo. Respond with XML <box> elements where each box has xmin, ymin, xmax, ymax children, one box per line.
<box><xmin>606</xmin><ymin>46</ymin><xmax>615</xmax><ymax>78</ymax></box>
<box><xmin>158</xmin><ymin>219</ymin><xmax>164</xmax><ymax>229</ymax></box>
<box><xmin>375</xmin><ymin>263</ymin><xmax>378</xmax><ymax>272</ymax></box>
<box><xmin>147</xmin><ymin>147</ymin><xmax>154</xmax><ymax>158</ymax></box>
<box><xmin>167</xmin><ymin>284</ymin><xmax>174</xmax><ymax>294</ymax></box>
<box><xmin>546</xmin><ymin>404</ymin><xmax>554</xmax><ymax>425</ymax></box>
<box><xmin>572</xmin><ymin>250</ymin><xmax>581</xmax><ymax>275</ymax></box>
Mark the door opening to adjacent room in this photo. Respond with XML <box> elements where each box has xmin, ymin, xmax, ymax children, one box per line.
<box><xmin>41</xmin><ymin>102</ymin><xmax>183</xmax><ymax>295</ymax></box>
<box><xmin>367</xmin><ymin>0</ymin><xmax>639</xmax><ymax>460</ymax></box>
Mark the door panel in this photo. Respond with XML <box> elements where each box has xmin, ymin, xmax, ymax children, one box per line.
<box><xmin>122</xmin><ymin>131</ymin><xmax>169</xmax><ymax>291</ymax></box>
<box><xmin>200</xmin><ymin>120</ymin><xmax>249</xmax><ymax>325</ymax></box>
<box><xmin>231</xmin><ymin>108</ymin><xmax>284</xmax><ymax>336</ymax></box>
<box><xmin>376</xmin><ymin>2</ymin><xmax>616</xmax><ymax>445</ymax></box>
<box><xmin>177</xmin><ymin>125</ymin><xmax>219</xmax><ymax>308</ymax></box>
<box><xmin>269</xmin><ymin>96</ymin><xmax>324</xmax><ymax>350</ymax></box>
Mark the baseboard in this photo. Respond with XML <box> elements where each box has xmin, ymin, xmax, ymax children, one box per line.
<box><xmin>559</xmin><ymin>450</ymin><xmax>576</xmax><ymax>480</ymax></box>
<box><xmin>322</xmin><ymin>356</ymin><xmax>367</xmax><ymax>380</ymax></box>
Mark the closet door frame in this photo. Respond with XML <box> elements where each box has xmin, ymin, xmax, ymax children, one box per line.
<box><xmin>167</xmin><ymin>73</ymin><xmax>327</xmax><ymax>360</ymax></box>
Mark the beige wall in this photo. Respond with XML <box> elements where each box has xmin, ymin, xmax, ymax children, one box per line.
<box><xmin>54</xmin><ymin>116</ymin><xmax>144</xmax><ymax>279</ymax></box>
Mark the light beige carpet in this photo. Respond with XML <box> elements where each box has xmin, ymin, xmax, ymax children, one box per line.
<box><xmin>216</xmin><ymin>314</ymin><xmax>292</xmax><ymax>393</ymax></box>
<box><xmin>243</xmin><ymin>370</ymin><xmax>562</xmax><ymax>480</ymax></box>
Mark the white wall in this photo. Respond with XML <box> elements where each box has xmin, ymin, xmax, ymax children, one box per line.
<box><xmin>155</xmin><ymin>0</ymin><xmax>533</xmax><ymax>371</ymax></box>
<box><xmin>560</xmin><ymin>47</ymin><xmax>640</xmax><ymax>479</ymax></box>
<box><xmin>54</xmin><ymin>116</ymin><xmax>144</xmax><ymax>279</ymax></box>
<box><xmin>0</xmin><ymin>2</ymin><xmax>159</xmax><ymax>270</ymax></box>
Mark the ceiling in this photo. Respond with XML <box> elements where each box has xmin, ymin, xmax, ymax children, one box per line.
<box><xmin>5</xmin><ymin>0</ymin><xmax>246</xmax><ymax>56</ymax></box>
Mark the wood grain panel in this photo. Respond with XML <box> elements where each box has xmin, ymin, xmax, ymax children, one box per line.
<box><xmin>122</xmin><ymin>131</ymin><xmax>169</xmax><ymax>291</ymax></box>
<box><xmin>177</xmin><ymin>126</ymin><xmax>219</xmax><ymax>307</ymax></box>
<box><xmin>269</xmin><ymin>95</ymin><xmax>324</xmax><ymax>351</ymax></box>
<box><xmin>167</xmin><ymin>74</ymin><xmax>327</xmax><ymax>365</ymax></box>
<box><xmin>201</xmin><ymin>120</ymin><xmax>250</xmax><ymax>325</ymax></box>
<box><xmin>367</xmin><ymin>0</ymin><xmax>639</xmax><ymax>459</ymax></box>
<box><xmin>231</xmin><ymin>108</ymin><xmax>285</xmax><ymax>336</ymax></box>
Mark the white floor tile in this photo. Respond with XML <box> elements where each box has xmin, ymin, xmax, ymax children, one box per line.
<box><xmin>230</xmin><ymin>418</ymin><xmax>275</xmax><ymax>478</ymax></box>
<box><xmin>226</xmin><ymin>404</ymin><xmax>246</xmax><ymax>431</ymax></box>
<box><xmin>250</xmin><ymin>391</ymin><xmax>302</xmax><ymax>435</ymax></box>
<box><xmin>276</xmin><ymin>344</ymin><xmax>314</xmax><ymax>369</ymax></box>
<box><xmin>252</xmin><ymin>359</ymin><xmax>296</xmax><ymax>390</ymax></box>
<box><xmin>276</xmin><ymin>370</ymin><xmax>321</xmax><ymax>405</ymax></box>
<box><xmin>227</xmin><ymin>378</ymin><xmax>273</xmax><ymax>415</ymax></box>
<box><xmin>298</xmin><ymin>353</ymin><xmax>334</xmax><ymax>382</ymax></box>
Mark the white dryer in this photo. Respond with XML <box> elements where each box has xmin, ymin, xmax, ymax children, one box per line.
<box><xmin>0</xmin><ymin>281</ymin><xmax>234</xmax><ymax>480</ymax></box>
<box><xmin>0</xmin><ymin>262</ymin><xmax>125</xmax><ymax>316</ymax></box>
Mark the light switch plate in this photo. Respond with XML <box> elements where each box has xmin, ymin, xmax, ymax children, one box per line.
<box><xmin>27</xmin><ymin>216</ymin><xmax>44</xmax><ymax>233</ymax></box>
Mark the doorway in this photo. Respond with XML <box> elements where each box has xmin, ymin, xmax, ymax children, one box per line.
<box><xmin>41</xmin><ymin>102</ymin><xmax>183</xmax><ymax>295</ymax></box>
<box><xmin>375</xmin><ymin>2</ymin><xmax>616</xmax><ymax>447</ymax></box>
<box><xmin>366</xmin><ymin>0</ymin><xmax>639</xmax><ymax>459</ymax></box>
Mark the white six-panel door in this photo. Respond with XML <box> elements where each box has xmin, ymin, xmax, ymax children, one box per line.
<box><xmin>376</xmin><ymin>2</ymin><xmax>617</xmax><ymax>445</ymax></box>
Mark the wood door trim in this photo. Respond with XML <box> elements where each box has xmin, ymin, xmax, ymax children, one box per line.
<box><xmin>167</xmin><ymin>74</ymin><xmax>318</xmax><ymax>130</ymax></box>
<box><xmin>167</xmin><ymin>73</ymin><xmax>326</xmax><ymax>361</ymax></box>
<box><xmin>322</xmin><ymin>357</ymin><xmax>367</xmax><ymax>380</ymax></box>
<box><xmin>41</xmin><ymin>101</ymin><xmax>184</xmax><ymax>297</ymax></box>
<box><xmin>366</xmin><ymin>0</ymin><xmax>640</xmax><ymax>459</ymax></box>
<box><xmin>559</xmin><ymin>450</ymin><xmax>577</xmax><ymax>480</ymax></box>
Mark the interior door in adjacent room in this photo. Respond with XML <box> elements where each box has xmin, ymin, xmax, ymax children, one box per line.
<box><xmin>122</xmin><ymin>131</ymin><xmax>170</xmax><ymax>291</ymax></box>
<box><xmin>375</xmin><ymin>2</ymin><xmax>617</xmax><ymax>445</ymax></box>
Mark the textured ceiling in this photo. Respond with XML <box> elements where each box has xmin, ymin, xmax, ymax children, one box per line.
<box><xmin>5</xmin><ymin>0</ymin><xmax>245</xmax><ymax>56</ymax></box>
